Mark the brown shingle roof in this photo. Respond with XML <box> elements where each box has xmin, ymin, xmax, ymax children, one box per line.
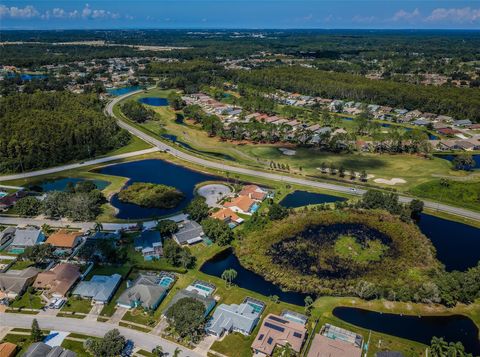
<box><xmin>33</xmin><ymin>263</ymin><xmax>80</xmax><ymax>296</ymax></box>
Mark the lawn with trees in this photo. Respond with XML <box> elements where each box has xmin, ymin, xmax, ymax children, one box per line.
<box><xmin>118</xmin><ymin>182</ymin><xmax>185</xmax><ymax>209</ymax></box>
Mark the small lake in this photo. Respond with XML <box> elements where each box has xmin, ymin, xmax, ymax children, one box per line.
<box><xmin>107</xmin><ymin>86</ymin><xmax>143</xmax><ymax>96</ymax></box>
<box><xmin>280</xmin><ymin>190</ymin><xmax>345</xmax><ymax>208</ymax></box>
<box><xmin>138</xmin><ymin>97</ymin><xmax>169</xmax><ymax>106</ymax></box>
<box><xmin>31</xmin><ymin>178</ymin><xmax>109</xmax><ymax>192</ymax></box>
<box><xmin>333</xmin><ymin>307</ymin><xmax>480</xmax><ymax>355</ymax></box>
<box><xmin>434</xmin><ymin>154</ymin><xmax>480</xmax><ymax>171</ymax></box>
<box><xmin>160</xmin><ymin>134</ymin><xmax>236</xmax><ymax>161</ymax></box>
<box><xmin>6</xmin><ymin>72</ymin><xmax>47</xmax><ymax>81</ymax></box>
<box><xmin>417</xmin><ymin>213</ymin><xmax>480</xmax><ymax>271</ymax></box>
<box><xmin>99</xmin><ymin>159</ymin><xmax>222</xmax><ymax>219</ymax></box>
<box><xmin>200</xmin><ymin>249</ymin><xmax>309</xmax><ymax>305</ymax></box>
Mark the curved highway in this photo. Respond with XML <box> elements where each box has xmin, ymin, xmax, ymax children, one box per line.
<box><xmin>106</xmin><ymin>90</ymin><xmax>480</xmax><ymax>222</ymax></box>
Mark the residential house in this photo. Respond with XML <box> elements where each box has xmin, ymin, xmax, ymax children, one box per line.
<box><xmin>307</xmin><ymin>324</ymin><xmax>363</xmax><ymax>357</ymax></box>
<box><xmin>172</xmin><ymin>221</ymin><xmax>205</xmax><ymax>245</ymax></box>
<box><xmin>251</xmin><ymin>313</ymin><xmax>307</xmax><ymax>356</ymax></box>
<box><xmin>206</xmin><ymin>302</ymin><xmax>261</xmax><ymax>337</ymax></box>
<box><xmin>45</xmin><ymin>230</ymin><xmax>83</xmax><ymax>253</ymax></box>
<box><xmin>436</xmin><ymin>140</ymin><xmax>457</xmax><ymax>151</ymax></box>
<box><xmin>436</xmin><ymin>115</ymin><xmax>454</xmax><ymax>123</ymax></box>
<box><xmin>453</xmin><ymin>119</ymin><xmax>473</xmax><ymax>127</ymax></box>
<box><xmin>7</xmin><ymin>227</ymin><xmax>45</xmax><ymax>253</ymax></box>
<box><xmin>224</xmin><ymin>195</ymin><xmax>257</xmax><ymax>215</ymax></box>
<box><xmin>238</xmin><ymin>185</ymin><xmax>268</xmax><ymax>201</ymax></box>
<box><xmin>72</xmin><ymin>274</ymin><xmax>122</xmax><ymax>304</ymax></box>
<box><xmin>0</xmin><ymin>191</ymin><xmax>27</xmax><ymax>211</ymax></box>
<box><xmin>0</xmin><ymin>267</ymin><xmax>39</xmax><ymax>299</ymax></box>
<box><xmin>455</xmin><ymin>140</ymin><xmax>475</xmax><ymax>151</ymax></box>
<box><xmin>134</xmin><ymin>230</ymin><xmax>162</xmax><ymax>261</ymax></box>
<box><xmin>23</xmin><ymin>342</ymin><xmax>76</xmax><ymax>357</ymax></box>
<box><xmin>88</xmin><ymin>231</ymin><xmax>121</xmax><ymax>240</ymax></box>
<box><xmin>437</xmin><ymin>128</ymin><xmax>460</xmax><ymax>136</ymax></box>
<box><xmin>117</xmin><ymin>274</ymin><xmax>169</xmax><ymax>310</ymax></box>
<box><xmin>33</xmin><ymin>263</ymin><xmax>81</xmax><ymax>297</ymax></box>
<box><xmin>412</xmin><ymin>119</ymin><xmax>431</xmax><ymax>127</ymax></box>
<box><xmin>0</xmin><ymin>342</ymin><xmax>17</xmax><ymax>357</ymax></box>
<box><xmin>211</xmin><ymin>208</ymin><xmax>244</xmax><ymax>226</ymax></box>
<box><xmin>163</xmin><ymin>288</ymin><xmax>216</xmax><ymax>318</ymax></box>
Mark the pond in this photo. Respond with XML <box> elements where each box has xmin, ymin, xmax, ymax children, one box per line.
<box><xmin>434</xmin><ymin>154</ymin><xmax>480</xmax><ymax>171</ymax></box>
<box><xmin>417</xmin><ymin>213</ymin><xmax>480</xmax><ymax>271</ymax></box>
<box><xmin>6</xmin><ymin>72</ymin><xmax>47</xmax><ymax>81</ymax></box>
<box><xmin>99</xmin><ymin>159</ymin><xmax>222</xmax><ymax>219</ymax></box>
<box><xmin>138</xmin><ymin>97</ymin><xmax>169</xmax><ymax>106</ymax></box>
<box><xmin>31</xmin><ymin>178</ymin><xmax>109</xmax><ymax>192</ymax></box>
<box><xmin>200</xmin><ymin>248</ymin><xmax>309</xmax><ymax>306</ymax></box>
<box><xmin>279</xmin><ymin>190</ymin><xmax>345</xmax><ymax>208</ymax></box>
<box><xmin>107</xmin><ymin>86</ymin><xmax>142</xmax><ymax>96</ymax></box>
<box><xmin>333</xmin><ymin>307</ymin><xmax>480</xmax><ymax>355</ymax></box>
<box><xmin>160</xmin><ymin>134</ymin><xmax>236</xmax><ymax>161</ymax></box>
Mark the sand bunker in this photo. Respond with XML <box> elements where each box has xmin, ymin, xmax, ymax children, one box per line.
<box><xmin>279</xmin><ymin>148</ymin><xmax>296</xmax><ymax>156</ymax></box>
<box><xmin>373</xmin><ymin>178</ymin><xmax>407</xmax><ymax>185</ymax></box>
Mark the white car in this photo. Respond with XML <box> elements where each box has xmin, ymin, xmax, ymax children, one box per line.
<box><xmin>350</xmin><ymin>188</ymin><xmax>357</xmax><ymax>192</ymax></box>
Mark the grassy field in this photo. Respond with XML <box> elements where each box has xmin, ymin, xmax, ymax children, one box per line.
<box><xmin>61</xmin><ymin>339</ymin><xmax>91</xmax><ymax>356</ymax></box>
<box><xmin>409</xmin><ymin>179</ymin><xmax>480</xmax><ymax>211</ymax></box>
<box><xmin>61</xmin><ymin>297</ymin><xmax>93</xmax><ymax>314</ymax></box>
<box><xmin>334</xmin><ymin>235</ymin><xmax>387</xmax><ymax>262</ymax></box>
<box><xmin>0</xmin><ymin>334</ymin><xmax>35</xmax><ymax>356</ymax></box>
<box><xmin>10</xmin><ymin>290</ymin><xmax>44</xmax><ymax>309</ymax></box>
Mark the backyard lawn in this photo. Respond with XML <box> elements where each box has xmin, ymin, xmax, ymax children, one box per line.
<box><xmin>61</xmin><ymin>297</ymin><xmax>93</xmax><ymax>314</ymax></box>
<box><xmin>10</xmin><ymin>290</ymin><xmax>44</xmax><ymax>309</ymax></box>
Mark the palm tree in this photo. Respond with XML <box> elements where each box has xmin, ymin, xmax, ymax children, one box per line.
<box><xmin>151</xmin><ymin>345</ymin><xmax>164</xmax><ymax>357</ymax></box>
<box><xmin>430</xmin><ymin>336</ymin><xmax>448</xmax><ymax>357</ymax></box>
<box><xmin>41</xmin><ymin>224</ymin><xmax>51</xmax><ymax>235</ymax></box>
<box><xmin>221</xmin><ymin>268</ymin><xmax>237</xmax><ymax>288</ymax></box>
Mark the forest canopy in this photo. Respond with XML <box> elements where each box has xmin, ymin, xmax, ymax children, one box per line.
<box><xmin>0</xmin><ymin>91</ymin><xmax>130</xmax><ymax>173</ymax></box>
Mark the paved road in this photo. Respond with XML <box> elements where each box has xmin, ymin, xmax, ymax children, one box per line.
<box><xmin>0</xmin><ymin>313</ymin><xmax>201</xmax><ymax>357</ymax></box>
<box><xmin>107</xmin><ymin>91</ymin><xmax>480</xmax><ymax>222</ymax></box>
<box><xmin>0</xmin><ymin>147</ymin><xmax>159</xmax><ymax>182</ymax></box>
<box><xmin>0</xmin><ymin>213</ymin><xmax>189</xmax><ymax>231</ymax></box>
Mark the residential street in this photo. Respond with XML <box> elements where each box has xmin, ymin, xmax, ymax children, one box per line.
<box><xmin>0</xmin><ymin>313</ymin><xmax>202</xmax><ymax>357</ymax></box>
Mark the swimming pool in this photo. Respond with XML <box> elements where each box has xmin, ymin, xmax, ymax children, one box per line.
<box><xmin>244</xmin><ymin>297</ymin><xmax>266</xmax><ymax>314</ymax></box>
<box><xmin>158</xmin><ymin>276</ymin><xmax>174</xmax><ymax>288</ymax></box>
<box><xmin>0</xmin><ymin>192</ymin><xmax>7</xmax><ymax>198</ymax></box>
<box><xmin>250</xmin><ymin>203</ymin><xmax>260</xmax><ymax>213</ymax></box>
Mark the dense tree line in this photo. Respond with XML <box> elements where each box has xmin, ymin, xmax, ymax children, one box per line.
<box><xmin>230</xmin><ymin>66</ymin><xmax>480</xmax><ymax>121</ymax></box>
<box><xmin>121</xmin><ymin>100</ymin><xmax>156</xmax><ymax>123</ymax></box>
<box><xmin>118</xmin><ymin>182</ymin><xmax>185</xmax><ymax>209</ymax></box>
<box><xmin>0</xmin><ymin>92</ymin><xmax>130</xmax><ymax>173</ymax></box>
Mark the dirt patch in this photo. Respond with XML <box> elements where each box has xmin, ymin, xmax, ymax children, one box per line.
<box><xmin>373</xmin><ymin>178</ymin><xmax>407</xmax><ymax>185</ymax></box>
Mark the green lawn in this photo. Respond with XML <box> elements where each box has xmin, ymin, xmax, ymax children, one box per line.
<box><xmin>0</xmin><ymin>334</ymin><xmax>35</xmax><ymax>356</ymax></box>
<box><xmin>61</xmin><ymin>339</ymin><xmax>91</xmax><ymax>357</ymax></box>
<box><xmin>334</xmin><ymin>235</ymin><xmax>388</xmax><ymax>263</ymax></box>
<box><xmin>10</xmin><ymin>290</ymin><xmax>44</xmax><ymax>309</ymax></box>
<box><xmin>100</xmin><ymin>135</ymin><xmax>152</xmax><ymax>157</ymax></box>
<box><xmin>409</xmin><ymin>179</ymin><xmax>480</xmax><ymax>212</ymax></box>
<box><xmin>122</xmin><ymin>309</ymin><xmax>157</xmax><ymax>327</ymax></box>
<box><xmin>61</xmin><ymin>297</ymin><xmax>93</xmax><ymax>314</ymax></box>
<box><xmin>9</xmin><ymin>259</ymin><xmax>34</xmax><ymax>270</ymax></box>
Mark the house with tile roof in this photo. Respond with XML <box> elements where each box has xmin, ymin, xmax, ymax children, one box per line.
<box><xmin>238</xmin><ymin>185</ymin><xmax>268</xmax><ymax>201</ymax></box>
<box><xmin>224</xmin><ymin>195</ymin><xmax>257</xmax><ymax>215</ymax></box>
<box><xmin>307</xmin><ymin>324</ymin><xmax>363</xmax><ymax>357</ymax></box>
<box><xmin>206</xmin><ymin>302</ymin><xmax>261</xmax><ymax>337</ymax></box>
<box><xmin>0</xmin><ymin>342</ymin><xmax>17</xmax><ymax>357</ymax></box>
<box><xmin>211</xmin><ymin>208</ymin><xmax>244</xmax><ymax>226</ymax></box>
<box><xmin>33</xmin><ymin>263</ymin><xmax>80</xmax><ymax>297</ymax></box>
<box><xmin>45</xmin><ymin>230</ymin><xmax>83</xmax><ymax>252</ymax></box>
<box><xmin>72</xmin><ymin>274</ymin><xmax>122</xmax><ymax>304</ymax></box>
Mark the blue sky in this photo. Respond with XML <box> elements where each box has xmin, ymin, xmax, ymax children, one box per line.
<box><xmin>1</xmin><ymin>1</ymin><xmax>479</xmax><ymax>30</ymax></box>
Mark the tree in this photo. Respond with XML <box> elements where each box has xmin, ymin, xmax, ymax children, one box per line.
<box><xmin>221</xmin><ymin>268</ymin><xmax>237</xmax><ymax>288</ymax></box>
<box><xmin>152</xmin><ymin>346</ymin><xmax>164</xmax><ymax>357</ymax></box>
<box><xmin>430</xmin><ymin>337</ymin><xmax>449</xmax><ymax>357</ymax></box>
<box><xmin>85</xmin><ymin>329</ymin><xmax>126</xmax><ymax>357</ymax></box>
<box><xmin>163</xmin><ymin>239</ymin><xmax>195</xmax><ymax>268</ymax></box>
<box><xmin>304</xmin><ymin>296</ymin><xmax>314</xmax><ymax>315</ymax></box>
<box><xmin>270</xmin><ymin>295</ymin><xmax>280</xmax><ymax>303</ymax></box>
<box><xmin>409</xmin><ymin>199</ymin><xmax>424</xmax><ymax>219</ymax></box>
<box><xmin>173</xmin><ymin>347</ymin><xmax>182</xmax><ymax>357</ymax></box>
<box><xmin>165</xmin><ymin>297</ymin><xmax>206</xmax><ymax>343</ymax></box>
<box><xmin>268</xmin><ymin>203</ymin><xmax>288</xmax><ymax>221</ymax></box>
<box><xmin>452</xmin><ymin>154</ymin><xmax>475</xmax><ymax>171</ymax></box>
<box><xmin>121</xmin><ymin>100</ymin><xmax>155</xmax><ymax>123</ymax></box>
<box><xmin>184</xmin><ymin>197</ymin><xmax>209</xmax><ymax>222</ymax></box>
<box><xmin>201</xmin><ymin>218</ymin><xmax>233</xmax><ymax>246</ymax></box>
<box><xmin>31</xmin><ymin>318</ymin><xmax>43</xmax><ymax>342</ymax></box>
<box><xmin>21</xmin><ymin>244</ymin><xmax>56</xmax><ymax>264</ymax></box>
<box><xmin>168</xmin><ymin>92</ymin><xmax>185</xmax><ymax>110</ymax></box>
<box><xmin>157</xmin><ymin>219</ymin><xmax>179</xmax><ymax>236</ymax></box>
<box><xmin>14</xmin><ymin>196</ymin><xmax>42</xmax><ymax>217</ymax></box>
<box><xmin>360</xmin><ymin>170</ymin><xmax>368</xmax><ymax>182</ymax></box>
<box><xmin>94</xmin><ymin>222</ymin><xmax>103</xmax><ymax>232</ymax></box>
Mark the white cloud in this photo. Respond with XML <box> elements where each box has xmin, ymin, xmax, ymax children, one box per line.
<box><xmin>392</xmin><ymin>8</ymin><xmax>421</xmax><ymax>22</ymax></box>
<box><xmin>352</xmin><ymin>15</ymin><xmax>376</xmax><ymax>24</ymax></box>
<box><xmin>426</xmin><ymin>7</ymin><xmax>480</xmax><ymax>23</ymax></box>
<box><xmin>0</xmin><ymin>5</ymin><xmax>39</xmax><ymax>19</ymax></box>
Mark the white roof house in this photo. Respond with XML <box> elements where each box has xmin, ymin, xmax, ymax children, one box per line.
<box><xmin>206</xmin><ymin>302</ymin><xmax>261</xmax><ymax>337</ymax></box>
